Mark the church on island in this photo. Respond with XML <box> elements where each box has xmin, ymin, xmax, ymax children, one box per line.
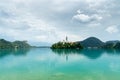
<box><xmin>51</xmin><ymin>36</ymin><xmax>83</xmax><ymax>49</ymax></box>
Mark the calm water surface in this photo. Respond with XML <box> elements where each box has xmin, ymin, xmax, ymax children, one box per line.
<box><xmin>0</xmin><ymin>48</ymin><xmax>120</xmax><ymax>80</ymax></box>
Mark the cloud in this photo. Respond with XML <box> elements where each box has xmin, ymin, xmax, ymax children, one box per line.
<box><xmin>72</xmin><ymin>10</ymin><xmax>102</xmax><ymax>23</ymax></box>
<box><xmin>106</xmin><ymin>25</ymin><xmax>119</xmax><ymax>34</ymax></box>
<box><xmin>0</xmin><ymin>0</ymin><xmax>120</xmax><ymax>45</ymax></box>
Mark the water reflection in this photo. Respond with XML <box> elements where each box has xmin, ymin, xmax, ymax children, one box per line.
<box><xmin>52</xmin><ymin>49</ymin><xmax>120</xmax><ymax>60</ymax></box>
<box><xmin>81</xmin><ymin>49</ymin><xmax>104</xmax><ymax>59</ymax></box>
<box><xmin>105</xmin><ymin>49</ymin><xmax>120</xmax><ymax>55</ymax></box>
<box><xmin>0</xmin><ymin>48</ymin><xmax>30</xmax><ymax>58</ymax></box>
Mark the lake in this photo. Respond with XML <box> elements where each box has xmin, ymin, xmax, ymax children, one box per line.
<box><xmin>0</xmin><ymin>48</ymin><xmax>120</xmax><ymax>80</ymax></box>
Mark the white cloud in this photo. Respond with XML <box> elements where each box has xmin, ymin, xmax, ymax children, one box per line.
<box><xmin>88</xmin><ymin>23</ymin><xmax>101</xmax><ymax>28</ymax></box>
<box><xmin>73</xmin><ymin>10</ymin><xmax>102</xmax><ymax>23</ymax></box>
<box><xmin>0</xmin><ymin>10</ymin><xmax>83</xmax><ymax>43</ymax></box>
<box><xmin>73</xmin><ymin>14</ymin><xmax>90</xmax><ymax>23</ymax></box>
<box><xmin>106</xmin><ymin>25</ymin><xmax>119</xmax><ymax>34</ymax></box>
<box><xmin>86</xmin><ymin>0</ymin><xmax>107</xmax><ymax>8</ymax></box>
<box><xmin>0</xmin><ymin>0</ymin><xmax>119</xmax><ymax>45</ymax></box>
<box><xmin>77</xmin><ymin>9</ymin><xmax>83</xmax><ymax>14</ymax></box>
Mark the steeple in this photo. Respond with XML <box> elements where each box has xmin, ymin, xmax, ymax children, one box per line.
<box><xmin>66</xmin><ymin>36</ymin><xmax>68</xmax><ymax>42</ymax></box>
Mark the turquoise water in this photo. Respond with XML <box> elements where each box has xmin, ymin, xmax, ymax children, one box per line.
<box><xmin>0</xmin><ymin>48</ymin><xmax>120</xmax><ymax>80</ymax></box>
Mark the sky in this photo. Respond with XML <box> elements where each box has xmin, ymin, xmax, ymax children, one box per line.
<box><xmin>0</xmin><ymin>0</ymin><xmax>120</xmax><ymax>46</ymax></box>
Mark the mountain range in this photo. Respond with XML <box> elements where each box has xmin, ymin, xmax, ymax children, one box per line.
<box><xmin>77</xmin><ymin>37</ymin><xmax>120</xmax><ymax>49</ymax></box>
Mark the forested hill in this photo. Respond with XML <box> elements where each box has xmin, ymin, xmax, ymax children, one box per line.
<box><xmin>0</xmin><ymin>39</ymin><xmax>30</xmax><ymax>49</ymax></box>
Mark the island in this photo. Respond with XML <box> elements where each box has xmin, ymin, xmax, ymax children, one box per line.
<box><xmin>51</xmin><ymin>41</ymin><xmax>83</xmax><ymax>49</ymax></box>
<box><xmin>51</xmin><ymin>36</ymin><xmax>83</xmax><ymax>49</ymax></box>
